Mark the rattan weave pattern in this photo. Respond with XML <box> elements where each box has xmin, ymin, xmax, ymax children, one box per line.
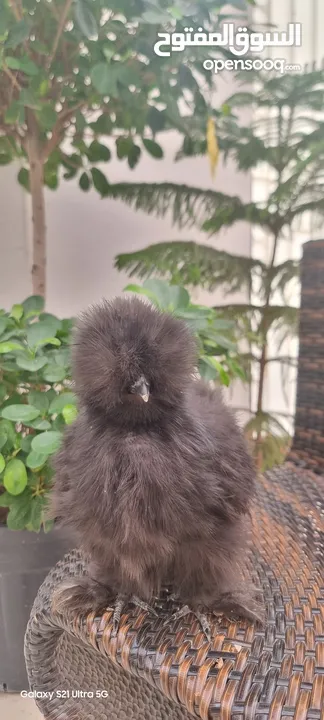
<box><xmin>24</xmin><ymin>463</ymin><xmax>324</xmax><ymax>720</ymax></box>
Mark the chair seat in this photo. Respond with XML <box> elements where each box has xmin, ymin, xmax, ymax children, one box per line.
<box><xmin>24</xmin><ymin>462</ymin><xmax>324</xmax><ymax>720</ymax></box>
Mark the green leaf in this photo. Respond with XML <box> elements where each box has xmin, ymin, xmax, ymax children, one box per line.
<box><xmin>86</xmin><ymin>140</ymin><xmax>111</xmax><ymax>162</ymax></box>
<box><xmin>26</xmin><ymin>450</ymin><xmax>48</xmax><ymax>470</ymax></box>
<box><xmin>42</xmin><ymin>365</ymin><xmax>66</xmax><ymax>383</ymax></box>
<box><xmin>90</xmin><ymin>114</ymin><xmax>112</xmax><ymax>134</ymax></box>
<box><xmin>0</xmin><ymin>341</ymin><xmax>23</xmax><ymax>353</ymax></box>
<box><xmin>28</xmin><ymin>390</ymin><xmax>49</xmax><ymax>413</ymax></box>
<box><xmin>90</xmin><ymin>168</ymin><xmax>110</xmax><ymax>196</ymax></box>
<box><xmin>37</xmin><ymin>105</ymin><xmax>57</xmax><ymax>130</ymax></box>
<box><xmin>38</xmin><ymin>313</ymin><xmax>62</xmax><ymax>334</ymax></box>
<box><xmin>147</xmin><ymin>107</ymin><xmax>165</xmax><ymax>134</ymax></box>
<box><xmin>0</xmin><ymin>317</ymin><xmax>8</xmax><ymax>335</ymax></box>
<box><xmin>29</xmin><ymin>495</ymin><xmax>45</xmax><ymax>532</ymax></box>
<box><xmin>142</xmin><ymin>138</ymin><xmax>163</xmax><ymax>159</ymax></box>
<box><xmin>74</xmin><ymin>0</ymin><xmax>98</xmax><ymax>40</ymax></box>
<box><xmin>128</xmin><ymin>144</ymin><xmax>141</xmax><ymax>169</ymax></box>
<box><xmin>7</xmin><ymin>501</ymin><xmax>31</xmax><ymax>530</ymax></box>
<box><xmin>5</xmin><ymin>19</ymin><xmax>30</xmax><ymax>48</ymax></box>
<box><xmin>4</xmin><ymin>459</ymin><xmax>28</xmax><ymax>496</ymax></box>
<box><xmin>49</xmin><ymin>392</ymin><xmax>76</xmax><ymax>415</ymax></box>
<box><xmin>62</xmin><ymin>404</ymin><xmax>78</xmax><ymax>424</ymax></box>
<box><xmin>2</xmin><ymin>404</ymin><xmax>40</xmax><ymax>422</ymax></box>
<box><xmin>18</xmin><ymin>167</ymin><xmax>30</xmax><ymax>191</ymax></box>
<box><xmin>10</xmin><ymin>304</ymin><xmax>24</xmax><ymax>321</ymax></box>
<box><xmin>91</xmin><ymin>63</ymin><xmax>117</xmax><ymax>95</ymax></box>
<box><xmin>18</xmin><ymin>89</ymin><xmax>41</xmax><ymax>110</ymax></box>
<box><xmin>0</xmin><ymin>491</ymin><xmax>12</xmax><ymax>507</ymax></box>
<box><xmin>22</xmin><ymin>296</ymin><xmax>45</xmax><ymax>315</ymax></box>
<box><xmin>31</xmin><ymin>431</ymin><xmax>62</xmax><ymax>455</ymax></box>
<box><xmin>27</xmin><ymin>418</ymin><xmax>51</xmax><ymax>431</ymax></box>
<box><xmin>0</xmin><ymin>153</ymin><xmax>11</xmax><ymax>165</ymax></box>
<box><xmin>43</xmin><ymin>518</ymin><xmax>54</xmax><ymax>533</ymax></box>
<box><xmin>124</xmin><ymin>283</ymin><xmax>159</xmax><ymax>304</ymax></box>
<box><xmin>16</xmin><ymin>355</ymin><xmax>48</xmax><ymax>372</ymax></box>
<box><xmin>26</xmin><ymin>322</ymin><xmax>59</xmax><ymax>348</ymax></box>
<box><xmin>5</xmin><ymin>101</ymin><xmax>24</xmax><ymax>124</ymax></box>
<box><xmin>0</xmin><ymin>453</ymin><xmax>5</xmax><ymax>473</ymax></box>
<box><xmin>5</xmin><ymin>55</ymin><xmax>38</xmax><ymax>75</ymax></box>
<box><xmin>79</xmin><ymin>172</ymin><xmax>91</xmax><ymax>191</ymax></box>
<box><xmin>141</xmin><ymin>278</ymin><xmax>175</xmax><ymax>310</ymax></box>
<box><xmin>35</xmin><ymin>337</ymin><xmax>61</xmax><ymax>349</ymax></box>
<box><xmin>0</xmin><ymin>435</ymin><xmax>6</xmax><ymax>451</ymax></box>
<box><xmin>20</xmin><ymin>435</ymin><xmax>32</xmax><ymax>453</ymax></box>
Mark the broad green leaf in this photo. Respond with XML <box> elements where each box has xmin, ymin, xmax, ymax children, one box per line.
<box><xmin>142</xmin><ymin>138</ymin><xmax>163</xmax><ymax>159</ymax></box>
<box><xmin>20</xmin><ymin>435</ymin><xmax>32</xmax><ymax>453</ymax></box>
<box><xmin>22</xmin><ymin>295</ymin><xmax>45</xmax><ymax>315</ymax></box>
<box><xmin>30</xmin><ymin>495</ymin><xmax>45</xmax><ymax>532</ymax></box>
<box><xmin>62</xmin><ymin>404</ymin><xmax>78</xmax><ymax>425</ymax></box>
<box><xmin>86</xmin><ymin>140</ymin><xmax>111</xmax><ymax>163</ymax></box>
<box><xmin>0</xmin><ymin>419</ymin><xmax>16</xmax><ymax>449</ymax></box>
<box><xmin>5</xmin><ymin>490</ymin><xmax>33</xmax><ymax>529</ymax></box>
<box><xmin>0</xmin><ymin>453</ymin><xmax>5</xmax><ymax>473</ymax></box>
<box><xmin>127</xmin><ymin>144</ymin><xmax>141</xmax><ymax>169</ymax></box>
<box><xmin>31</xmin><ymin>431</ymin><xmax>62</xmax><ymax>455</ymax></box>
<box><xmin>0</xmin><ymin>317</ymin><xmax>8</xmax><ymax>335</ymax></box>
<box><xmin>91</xmin><ymin>63</ymin><xmax>117</xmax><ymax>95</ymax></box>
<box><xmin>37</xmin><ymin>105</ymin><xmax>57</xmax><ymax>130</ymax></box>
<box><xmin>0</xmin><ymin>341</ymin><xmax>24</xmax><ymax>353</ymax></box>
<box><xmin>0</xmin><ymin>153</ymin><xmax>11</xmax><ymax>165</ymax></box>
<box><xmin>16</xmin><ymin>355</ymin><xmax>48</xmax><ymax>372</ymax></box>
<box><xmin>2</xmin><ymin>404</ymin><xmax>40</xmax><ymax>422</ymax></box>
<box><xmin>38</xmin><ymin>313</ymin><xmax>62</xmax><ymax>334</ymax></box>
<box><xmin>6</xmin><ymin>55</ymin><xmax>38</xmax><ymax>75</ymax></box>
<box><xmin>34</xmin><ymin>337</ymin><xmax>61</xmax><ymax>349</ymax></box>
<box><xmin>27</xmin><ymin>418</ymin><xmax>51</xmax><ymax>431</ymax></box>
<box><xmin>198</xmin><ymin>358</ymin><xmax>217</xmax><ymax>382</ymax></box>
<box><xmin>90</xmin><ymin>168</ymin><xmax>110</xmax><ymax>196</ymax></box>
<box><xmin>27</xmin><ymin>322</ymin><xmax>60</xmax><ymax>348</ymax></box>
<box><xmin>4</xmin><ymin>458</ymin><xmax>28</xmax><ymax>495</ymax></box>
<box><xmin>142</xmin><ymin>278</ymin><xmax>175</xmax><ymax>310</ymax></box>
<box><xmin>49</xmin><ymin>392</ymin><xmax>76</xmax><ymax>415</ymax></box>
<box><xmin>0</xmin><ymin>491</ymin><xmax>12</xmax><ymax>507</ymax></box>
<box><xmin>5</xmin><ymin>101</ymin><xmax>24</xmax><ymax>124</ymax></box>
<box><xmin>90</xmin><ymin>114</ymin><xmax>112</xmax><ymax>134</ymax></box>
<box><xmin>10</xmin><ymin>304</ymin><xmax>24</xmax><ymax>321</ymax></box>
<box><xmin>28</xmin><ymin>390</ymin><xmax>49</xmax><ymax>413</ymax></box>
<box><xmin>74</xmin><ymin>0</ymin><xmax>98</xmax><ymax>40</ymax></box>
<box><xmin>0</xmin><ymin>434</ymin><xmax>7</xmax><ymax>451</ymax></box>
<box><xmin>18</xmin><ymin>167</ymin><xmax>30</xmax><ymax>191</ymax></box>
<box><xmin>42</xmin><ymin>365</ymin><xmax>66</xmax><ymax>383</ymax></box>
<box><xmin>26</xmin><ymin>450</ymin><xmax>48</xmax><ymax>470</ymax></box>
<box><xmin>147</xmin><ymin>107</ymin><xmax>165</xmax><ymax>134</ymax></box>
<box><xmin>124</xmin><ymin>284</ymin><xmax>158</xmax><ymax>304</ymax></box>
<box><xmin>79</xmin><ymin>172</ymin><xmax>91</xmax><ymax>191</ymax></box>
<box><xmin>18</xmin><ymin>89</ymin><xmax>41</xmax><ymax>110</ymax></box>
<box><xmin>5</xmin><ymin>19</ymin><xmax>30</xmax><ymax>48</ymax></box>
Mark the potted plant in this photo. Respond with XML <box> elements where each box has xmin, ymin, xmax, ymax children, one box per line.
<box><xmin>0</xmin><ymin>294</ymin><xmax>75</xmax><ymax>691</ymax></box>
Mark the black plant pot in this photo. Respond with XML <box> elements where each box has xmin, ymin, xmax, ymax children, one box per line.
<box><xmin>0</xmin><ymin>525</ymin><xmax>72</xmax><ymax>692</ymax></box>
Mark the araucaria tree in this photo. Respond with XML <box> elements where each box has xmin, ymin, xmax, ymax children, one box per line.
<box><xmin>111</xmin><ymin>69</ymin><xmax>324</xmax><ymax>468</ymax></box>
<box><xmin>0</xmin><ymin>0</ymin><xmax>252</xmax><ymax>299</ymax></box>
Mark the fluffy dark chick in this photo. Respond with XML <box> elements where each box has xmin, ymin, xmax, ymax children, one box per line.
<box><xmin>50</xmin><ymin>296</ymin><xmax>264</xmax><ymax>635</ymax></box>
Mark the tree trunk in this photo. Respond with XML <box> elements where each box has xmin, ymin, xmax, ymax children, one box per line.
<box><xmin>25</xmin><ymin>109</ymin><xmax>46</xmax><ymax>298</ymax></box>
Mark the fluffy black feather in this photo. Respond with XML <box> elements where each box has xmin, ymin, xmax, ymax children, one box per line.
<box><xmin>50</xmin><ymin>296</ymin><xmax>263</xmax><ymax>628</ymax></box>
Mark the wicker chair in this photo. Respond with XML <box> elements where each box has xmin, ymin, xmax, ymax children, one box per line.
<box><xmin>24</xmin><ymin>240</ymin><xmax>324</xmax><ymax>720</ymax></box>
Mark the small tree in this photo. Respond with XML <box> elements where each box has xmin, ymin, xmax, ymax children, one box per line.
<box><xmin>108</xmin><ymin>69</ymin><xmax>324</xmax><ymax>469</ymax></box>
<box><xmin>0</xmin><ymin>0</ymin><xmax>252</xmax><ymax>299</ymax></box>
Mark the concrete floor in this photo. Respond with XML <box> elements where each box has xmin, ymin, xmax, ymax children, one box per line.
<box><xmin>0</xmin><ymin>694</ymin><xmax>43</xmax><ymax>719</ymax></box>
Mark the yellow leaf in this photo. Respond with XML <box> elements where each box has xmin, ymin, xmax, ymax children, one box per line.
<box><xmin>206</xmin><ymin>116</ymin><xmax>219</xmax><ymax>179</ymax></box>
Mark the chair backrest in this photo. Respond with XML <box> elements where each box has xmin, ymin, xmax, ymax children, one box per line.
<box><xmin>288</xmin><ymin>239</ymin><xmax>324</xmax><ymax>474</ymax></box>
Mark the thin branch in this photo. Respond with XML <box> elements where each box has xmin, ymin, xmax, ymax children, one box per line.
<box><xmin>3</xmin><ymin>64</ymin><xmax>22</xmax><ymax>91</ymax></box>
<box><xmin>41</xmin><ymin>101</ymin><xmax>85</xmax><ymax>160</ymax></box>
<box><xmin>47</xmin><ymin>0</ymin><xmax>74</xmax><ymax>70</ymax></box>
<box><xmin>8</xmin><ymin>0</ymin><xmax>22</xmax><ymax>21</ymax></box>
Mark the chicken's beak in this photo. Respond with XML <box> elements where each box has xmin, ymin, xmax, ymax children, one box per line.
<box><xmin>132</xmin><ymin>377</ymin><xmax>150</xmax><ymax>403</ymax></box>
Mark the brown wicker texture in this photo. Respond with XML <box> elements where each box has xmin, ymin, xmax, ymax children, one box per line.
<box><xmin>25</xmin><ymin>464</ymin><xmax>324</xmax><ymax>719</ymax></box>
<box><xmin>24</xmin><ymin>239</ymin><xmax>324</xmax><ymax>719</ymax></box>
<box><xmin>288</xmin><ymin>239</ymin><xmax>324</xmax><ymax>474</ymax></box>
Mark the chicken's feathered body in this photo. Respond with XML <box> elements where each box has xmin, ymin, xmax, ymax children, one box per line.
<box><xmin>51</xmin><ymin>297</ymin><xmax>262</xmax><ymax>629</ymax></box>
